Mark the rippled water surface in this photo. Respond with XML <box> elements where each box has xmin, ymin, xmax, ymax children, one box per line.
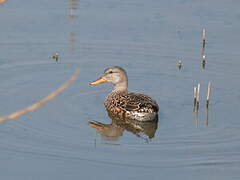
<box><xmin>0</xmin><ymin>0</ymin><xmax>240</xmax><ymax>179</ymax></box>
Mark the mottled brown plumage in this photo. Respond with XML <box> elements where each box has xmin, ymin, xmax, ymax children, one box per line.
<box><xmin>90</xmin><ymin>66</ymin><xmax>159</xmax><ymax>121</ymax></box>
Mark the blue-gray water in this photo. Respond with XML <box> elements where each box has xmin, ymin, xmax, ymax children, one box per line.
<box><xmin>0</xmin><ymin>0</ymin><xmax>240</xmax><ymax>179</ymax></box>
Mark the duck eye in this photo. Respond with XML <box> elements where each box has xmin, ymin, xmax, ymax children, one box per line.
<box><xmin>108</xmin><ymin>71</ymin><xmax>113</xmax><ymax>74</ymax></box>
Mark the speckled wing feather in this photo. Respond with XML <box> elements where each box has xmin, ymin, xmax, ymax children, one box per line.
<box><xmin>105</xmin><ymin>92</ymin><xmax>159</xmax><ymax>113</ymax></box>
<box><xmin>124</xmin><ymin>93</ymin><xmax>159</xmax><ymax>113</ymax></box>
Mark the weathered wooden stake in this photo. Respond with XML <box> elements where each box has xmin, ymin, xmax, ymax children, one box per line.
<box><xmin>206</xmin><ymin>81</ymin><xmax>212</xmax><ymax>108</ymax></box>
<box><xmin>201</xmin><ymin>29</ymin><xmax>206</xmax><ymax>69</ymax></box>
<box><xmin>196</xmin><ymin>83</ymin><xmax>200</xmax><ymax>110</ymax></box>
<box><xmin>177</xmin><ymin>60</ymin><xmax>183</xmax><ymax>70</ymax></box>
<box><xmin>202</xmin><ymin>55</ymin><xmax>206</xmax><ymax>69</ymax></box>
<box><xmin>202</xmin><ymin>29</ymin><xmax>206</xmax><ymax>53</ymax></box>
<box><xmin>52</xmin><ymin>52</ymin><xmax>60</xmax><ymax>63</ymax></box>
<box><xmin>193</xmin><ymin>86</ymin><xmax>197</xmax><ymax>110</ymax></box>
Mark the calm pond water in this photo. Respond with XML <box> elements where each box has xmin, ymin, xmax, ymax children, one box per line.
<box><xmin>0</xmin><ymin>0</ymin><xmax>240</xmax><ymax>179</ymax></box>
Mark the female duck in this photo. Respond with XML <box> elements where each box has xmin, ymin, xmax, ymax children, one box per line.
<box><xmin>90</xmin><ymin>66</ymin><xmax>159</xmax><ymax>121</ymax></box>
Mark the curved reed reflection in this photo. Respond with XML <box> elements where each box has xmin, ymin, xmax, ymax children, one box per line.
<box><xmin>89</xmin><ymin>110</ymin><xmax>159</xmax><ymax>140</ymax></box>
<box><xmin>0</xmin><ymin>69</ymin><xmax>80</xmax><ymax>123</ymax></box>
<box><xmin>0</xmin><ymin>0</ymin><xmax>7</xmax><ymax>4</ymax></box>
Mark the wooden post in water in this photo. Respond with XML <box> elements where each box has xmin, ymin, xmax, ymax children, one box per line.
<box><xmin>177</xmin><ymin>60</ymin><xmax>183</xmax><ymax>70</ymax></box>
<box><xmin>206</xmin><ymin>81</ymin><xmax>212</xmax><ymax>109</ymax></box>
<box><xmin>193</xmin><ymin>86</ymin><xmax>197</xmax><ymax>111</ymax></box>
<box><xmin>196</xmin><ymin>83</ymin><xmax>200</xmax><ymax>110</ymax></box>
<box><xmin>193</xmin><ymin>84</ymin><xmax>200</xmax><ymax>128</ymax></box>
<box><xmin>202</xmin><ymin>55</ymin><xmax>206</xmax><ymax>69</ymax></box>
<box><xmin>205</xmin><ymin>82</ymin><xmax>212</xmax><ymax>127</ymax></box>
<box><xmin>201</xmin><ymin>29</ymin><xmax>206</xmax><ymax>69</ymax></box>
<box><xmin>52</xmin><ymin>52</ymin><xmax>60</xmax><ymax>63</ymax></box>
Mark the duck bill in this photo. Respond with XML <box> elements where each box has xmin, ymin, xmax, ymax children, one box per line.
<box><xmin>90</xmin><ymin>77</ymin><xmax>107</xmax><ymax>85</ymax></box>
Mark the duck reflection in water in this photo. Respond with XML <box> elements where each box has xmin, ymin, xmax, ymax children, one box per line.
<box><xmin>88</xmin><ymin>110</ymin><xmax>158</xmax><ymax>140</ymax></box>
<box><xmin>89</xmin><ymin>66</ymin><xmax>159</xmax><ymax>140</ymax></box>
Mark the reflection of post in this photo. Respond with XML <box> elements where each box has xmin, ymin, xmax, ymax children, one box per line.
<box><xmin>194</xmin><ymin>110</ymin><xmax>199</xmax><ymax>128</ymax></box>
<box><xmin>69</xmin><ymin>32</ymin><xmax>77</xmax><ymax>51</ymax></box>
<box><xmin>94</xmin><ymin>132</ymin><xmax>97</xmax><ymax>148</ymax></box>
<box><xmin>68</xmin><ymin>0</ymin><xmax>79</xmax><ymax>19</ymax></box>
<box><xmin>69</xmin><ymin>32</ymin><xmax>77</xmax><ymax>42</ymax></box>
<box><xmin>68</xmin><ymin>0</ymin><xmax>79</xmax><ymax>51</ymax></box>
<box><xmin>205</xmin><ymin>107</ymin><xmax>209</xmax><ymax>127</ymax></box>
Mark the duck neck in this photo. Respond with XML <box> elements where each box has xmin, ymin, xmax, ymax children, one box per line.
<box><xmin>113</xmin><ymin>81</ymin><xmax>128</xmax><ymax>93</ymax></box>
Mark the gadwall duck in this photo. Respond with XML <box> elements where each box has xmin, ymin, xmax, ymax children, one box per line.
<box><xmin>90</xmin><ymin>66</ymin><xmax>159</xmax><ymax>121</ymax></box>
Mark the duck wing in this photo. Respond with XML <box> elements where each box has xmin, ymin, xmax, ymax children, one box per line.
<box><xmin>123</xmin><ymin>93</ymin><xmax>159</xmax><ymax>113</ymax></box>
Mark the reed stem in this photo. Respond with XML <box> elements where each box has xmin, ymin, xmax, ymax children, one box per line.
<box><xmin>196</xmin><ymin>83</ymin><xmax>200</xmax><ymax>110</ymax></box>
<box><xmin>206</xmin><ymin>81</ymin><xmax>212</xmax><ymax>108</ymax></box>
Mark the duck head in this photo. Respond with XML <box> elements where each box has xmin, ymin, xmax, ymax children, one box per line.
<box><xmin>90</xmin><ymin>66</ymin><xmax>128</xmax><ymax>91</ymax></box>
